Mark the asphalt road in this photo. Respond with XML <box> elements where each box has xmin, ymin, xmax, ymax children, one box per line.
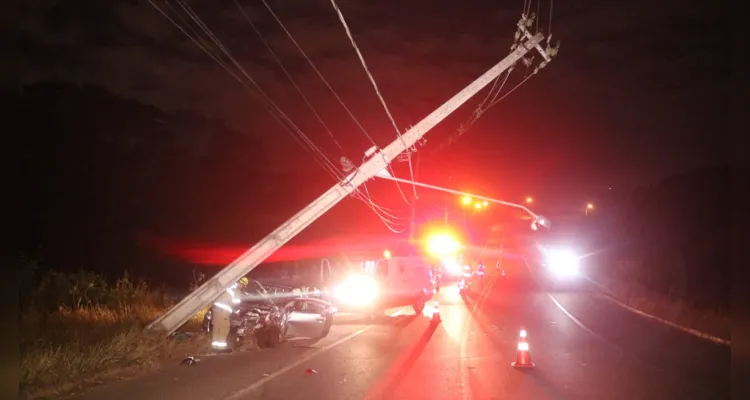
<box><xmin>69</xmin><ymin>257</ymin><xmax>729</xmax><ymax>400</ymax></box>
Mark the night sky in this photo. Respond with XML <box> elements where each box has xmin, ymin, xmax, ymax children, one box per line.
<box><xmin>8</xmin><ymin>0</ymin><xmax>733</xmax><ymax>267</ymax></box>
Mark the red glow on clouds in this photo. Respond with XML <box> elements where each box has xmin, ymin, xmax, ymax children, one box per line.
<box><xmin>139</xmin><ymin>234</ymin><xmax>405</xmax><ymax>265</ymax></box>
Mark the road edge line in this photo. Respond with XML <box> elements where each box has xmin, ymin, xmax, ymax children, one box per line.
<box><xmin>521</xmin><ymin>258</ymin><xmax>609</xmax><ymax>342</ymax></box>
<box><xmin>525</xmin><ymin>253</ymin><xmax>730</xmax><ymax>347</ymax></box>
<box><xmin>594</xmin><ymin>291</ymin><xmax>730</xmax><ymax>346</ymax></box>
<box><xmin>523</xmin><ymin>258</ymin><xmax>721</xmax><ymax>396</ymax></box>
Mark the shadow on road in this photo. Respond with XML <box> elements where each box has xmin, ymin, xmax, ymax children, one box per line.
<box><xmin>366</xmin><ymin>321</ymin><xmax>441</xmax><ymax>398</ymax></box>
<box><xmin>333</xmin><ymin>314</ymin><xmax>419</xmax><ymax>328</ymax></box>
<box><xmin>287</xmin><ymin>316</ymin><xmax>418</xmax><ymax>347</ymax></box>
<box><xmin>504</xmin><ymin>363</ymin><xmax>569</xmax><ymax>400</ymax></box>
<box><xmin>459</xmin><ymin>281</ymin><xmax>515</xmax><ymax>351</ymax></box>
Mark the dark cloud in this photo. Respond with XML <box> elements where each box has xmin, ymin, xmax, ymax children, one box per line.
<box><xmin>9</xmin><ymin>0</ymin><xmax>730</xmax><ymax>196</ymax></box>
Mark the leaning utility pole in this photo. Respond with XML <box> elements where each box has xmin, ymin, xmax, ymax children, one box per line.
<box><xmin>147</xmin><ymin>31</ymin><xmax>547</xmax><ymax>336</ymax></box>
<box><xmin>408</xmin><ymin>153</ymin><xmax>421</xmax><ymax>241</ymax></box>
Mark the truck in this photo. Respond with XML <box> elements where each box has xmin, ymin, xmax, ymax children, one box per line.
<box><xmin>327</xmin><ymin>255</ymin><xmax>435</xmax><ymax>318</ymax></box>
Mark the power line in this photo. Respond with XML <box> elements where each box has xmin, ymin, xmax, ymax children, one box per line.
<box><xmin>486</xmin><ymin>70</ymin><xmax>536</xmax><ymax>109</ymax></box>
<box><xmin>232</xmin><ymin>1</ymin><xmax>407</xmax><ymax>230</ymax></box>
<box><xmin>265</xmin><ymin>108</ymin><xmax>344</xmax><ymax>182</ymax></box>
<box><xmin>548</xmin><ymin>0</ymin><xmax>554</xmax><ymax>39</ymax></box>
<box><xmin>174</xmin><ymin>0</ymin><xmax>338</xmax><ymax>174</ymax></box>
<box><xmin>149</xmin><ymin>0</ymin><xmax>342</xmax><ymax>182</ymax></box>
<box><xmin>486</xmin><ymin>68</ymin><xmax>514</xmax><ymax>106</ymax></box>
<box><xmin>430</xmin><ymin>67</ymin><xmax>514</xmax><ymax>155</ymax></box>
<box><xmin>162</xmin><ymin>1</ymin><xmax>228</xmax><ymax>71</ymax></box>
<box><xmin>151</xmin><ymin>1</ymin><xmax>411</xmax><ymax>231</ymax></box>
<box><xmin>232</xmin><ymin>0</ymin><xmax>346</xmax><ymax>156</ymax></box>
<box><xmin>230</xmin><ymin>1</ymin><xmax>407</xmax><ymax>225</ymax></box>
<box><xmin>260</xmin><ymin>0</ymin><xmax>375</xmax><ymax>147</ymax></box>
<box><xmin>430</xmin><ymin>6</ymin><xmax>558</xmax><ymax>155</ymax></box>
<box><xmin>261</xmin><ymin>0</ymin><xmax>415</xmax><ymax>207</ymax></box>
<box><xmin>148</xmin><ymin>1</ymin><xmax>244</xmax><ymax>86</ymax></box>
<box><xmin>329</xmin><ymin>0</ymin><xmax>419</xmax><ymax>201</ymax></box>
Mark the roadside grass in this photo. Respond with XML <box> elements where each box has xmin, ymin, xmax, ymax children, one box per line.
<box><xmin>19</xmin><ymin>266</ymin><xmax>317</xmax><ymax>399</ymax></box>
<box><xmin>20</xmin><ymin>271</ymin><xmax>211</xmax><ymax>399</ymax></box>
<box><xmin>594</xmin><ymin>274</ymin><xmax>730</xmax><ymax>341</ymax></box>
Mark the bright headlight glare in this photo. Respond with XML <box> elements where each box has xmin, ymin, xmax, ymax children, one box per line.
<box><xmin>442</xmin><ymin>259</ymin><xmax>461</xmax><ymax>275</ymax></box>
<box><xmin>546</xmin><ymin>250</ymin><xmax>580</xmax><ymax>275</ymax></box>
<box><xmin>334</xmin><ymin>274</ymin><xmax>378</xmax><ymax>305</ymax></box>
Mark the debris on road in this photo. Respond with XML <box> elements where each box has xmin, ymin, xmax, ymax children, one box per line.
<box><xmin>180</xmin><ymin>356</ymin><xmax>200</xmax><ymax>366</ymax></box>
<box><xmin>305</xmin><ymin>368</ymin><xmax>317</xmax><ymax>375</ymax></box>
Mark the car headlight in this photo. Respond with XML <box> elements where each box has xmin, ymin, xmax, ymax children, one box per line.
<box><xmin>333</xmin><ymin>274</ymin><xmax>379</xmax><ymax>305</ymax></box>
<box><xmin>546</xmin><ymin>249</ymin><xmax>580</xmax><ymax>276</ymax></box>
<box><xmin>441</xmin><ymin>259</ymin><xmax>461</xmax><ymax>275</ymax></box>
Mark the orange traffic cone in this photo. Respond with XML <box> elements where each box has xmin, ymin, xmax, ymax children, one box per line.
<box><xmin>511</xmin><ymin>327</ymin><xmax>534</xmax><ymax>368</ymax></box>
<box><xmin>431</xmin><ymin>301</ymin><xmax>441</xmax><ymax>323</ymax></box>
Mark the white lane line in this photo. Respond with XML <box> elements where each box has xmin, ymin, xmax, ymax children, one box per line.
<box><xmin>522</xmin><ymin>259</ymin><xmax>609</xmax><ymax>343</ymax></box>
<box><xmin>223</xmin><ymin>307</ymin><xmax>406</xmax><ymax>400</ymax></box>
<box><xmin>545</xmin><ymin>291</ymin><xmax>605</xmax><ymax>341</ymax></box>
<box><xmin>523</xmin><ymin>259</ymin><xmax>718</xmax><ymax>394</ymax></box>
<box><xmin>524</xmin><ymin>259</ymin><xmax>730</xmax><ymax>346</ymax></box>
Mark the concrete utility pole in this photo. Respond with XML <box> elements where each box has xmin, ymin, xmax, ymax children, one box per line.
<box><xmin>147</xmin><ymin>32</ymin><xmax>546</xmax><ymax>336</ymax></box>
<box><xmin>408</xmin><ymin>153</ymin><xmax>421</xmax><ymax>241</ymax></box>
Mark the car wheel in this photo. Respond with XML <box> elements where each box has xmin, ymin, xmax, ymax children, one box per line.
<box><xmin>255</xmin><ymin>328</ymin><xmax>268</xmax><ymax>348</ymax></box>
<box><xmin>320</xmin><ymin>317</ymin><xmax>332</xmax><ymax>338</ymax></box>
<box><xmin>264</xmin><ymin>326</ymin><xmax>282</xmax><ymax>348</ymax></box>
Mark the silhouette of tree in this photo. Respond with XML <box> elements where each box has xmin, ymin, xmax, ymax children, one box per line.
<box><xmin>9</xmin><ymin>81</ymin><xmax>268</xmax><ymax>287</ymax></box>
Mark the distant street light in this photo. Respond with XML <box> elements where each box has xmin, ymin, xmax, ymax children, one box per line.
<box><xmin>526</xmin><ymin>197</ymin><xmax>533</xmax><ymax>204</ymax></box>
<box><xmin>585</xmin><ymin>203</ymin><xmax>594</xmax><ymax>216</ymax></box>
<box><xmin>460</xmin><ymin>194</ymin><xmax>488</xmax><ymax>211</ymax></box>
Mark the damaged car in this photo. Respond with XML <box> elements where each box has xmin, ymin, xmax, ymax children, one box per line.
<box><xmin>202</xmin><ymin>279</ymin><xmax>335</xmax><ymax>350</ymax></box>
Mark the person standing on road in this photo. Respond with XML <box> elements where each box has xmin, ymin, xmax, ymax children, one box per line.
<box><xmin>210</xmin><ymin>277</ymin><xmax>249</xmax><ymax>350</ymax></box>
